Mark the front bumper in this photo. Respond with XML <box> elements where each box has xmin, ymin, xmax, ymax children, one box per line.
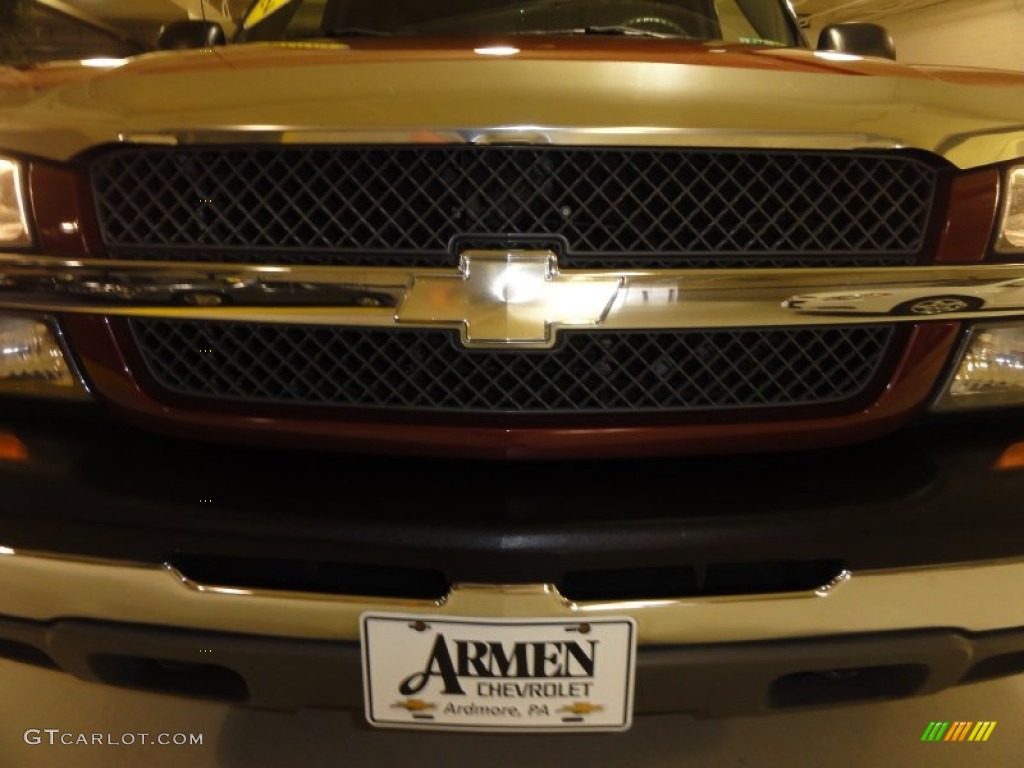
<box><xmin>2</xmin><ymin>409</ymin><xmax>1024</xmax><ymax>715</ymax></box>
<box><xmin>2</xmin><ymin>556</ymin><xmax>1024</xmax><ymax>716</ymax></box>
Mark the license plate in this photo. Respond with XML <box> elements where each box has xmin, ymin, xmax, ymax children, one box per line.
<box><xmin>361</xmin><ymin>614</ymin><xmax>637</xmax><ymax>732</ymax></box>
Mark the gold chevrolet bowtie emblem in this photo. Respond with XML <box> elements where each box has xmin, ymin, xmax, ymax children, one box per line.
<box><xmin>391</xmin><ymin>699</ymin><xmax>437</xmax><ymax>713</ymax></box>
<box><xmin>559</xmin><ymin>702</ymin><xmax>605</xmax><ymax>715</ymax></box>
<box><xmin>396</xmin><ymin>250</ymin><xmax>623</xmax><ymax>347</ymax></box>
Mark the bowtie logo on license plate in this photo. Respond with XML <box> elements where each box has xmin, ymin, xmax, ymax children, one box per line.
<box><xmin>396</xmin><ymin>251</ymin><xmax>623</xmax><ymax>347</ymax></box>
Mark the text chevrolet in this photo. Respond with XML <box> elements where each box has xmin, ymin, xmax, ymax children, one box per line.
<box><xmin>1</xmin><ymin>0</ymin><xmax>1024</xmax><ymax>731</ymax></box>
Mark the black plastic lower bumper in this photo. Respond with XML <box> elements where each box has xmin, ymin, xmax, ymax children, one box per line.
<box><xmin>2</xmin><ymin>614</ymin><xmax>1023</xmax><ymax>717</ymax></box>
<box><xmin>0</xmin><ymin>405</ymin><xmax>1023</xmax><ymax>589</ymax></box>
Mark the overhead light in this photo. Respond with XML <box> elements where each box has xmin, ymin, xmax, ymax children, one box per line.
<box><xmin>474</xmin><ymin>46</ymin><xmax>520</xmax><ymax>57</ymax></box>
<box><xmin>78</xmin><ymin>58</ymin><xmax>128</xmax><ymax>68</ymax></box>
<box><xmin>814</xmin><ymin>51</ymin><xmax>862</xmax><ymax>62</ymax></box>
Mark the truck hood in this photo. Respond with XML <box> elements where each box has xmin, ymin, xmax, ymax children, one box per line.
<box><xmin>2</xmin><ymin>38</ymin><xmax>1024</xmax><ymax>168</ymax></box>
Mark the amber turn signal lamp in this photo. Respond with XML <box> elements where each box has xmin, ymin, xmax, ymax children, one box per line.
<box><xmin>995</xmin><ymin>442</ymin><xmax>1024</xmax><ymax>471</ymax></box>
<box><xmin>0</xmin><ymin>432</ymin><xmax>29</xmax><ymax>462</ymax></box>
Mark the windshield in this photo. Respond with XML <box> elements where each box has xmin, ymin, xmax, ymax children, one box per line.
<box><xmin>237</xmin><ymin>0</ymin><xmax>801</xmax><ymax>47</ymax></box>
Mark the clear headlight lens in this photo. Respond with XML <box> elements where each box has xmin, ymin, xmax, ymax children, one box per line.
<box><xmin>997</xmin><ymin>165</ymin><xmax>1024</xmax><ymax>253</ymax></box>
<box><xmin>935</xmin><ymin>325</ymin><xmax>1024</xmax><ymax>410</ymax></box>
<box><xmin>0</xmin><ymin>316</ymin><xmax>84</xmax><ymax>398</ymax></box>
<box><xmin>0</xmin><ymin>157</ymin><xmax>31</xmax><ymax>247</ymax></box>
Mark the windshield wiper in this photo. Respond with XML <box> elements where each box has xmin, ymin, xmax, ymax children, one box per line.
<box><xmin>315</xmin><ymin>25</ymin><xmax>685</xmax><ymax>40</ymax></box>
<box><xmin>541</xmin><ymin>26</ymin><xmax>684</xmax><ymax>39</ymax></box>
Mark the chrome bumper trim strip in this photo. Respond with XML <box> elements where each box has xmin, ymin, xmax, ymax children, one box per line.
<box><xmin>0</xmin><ymin>548</ymin><xmax>1022</xmax><ymax>644</ymax></box>
<box><xmin>117</xmin><ymin>127</ymin><xmax>905</xmax><ymax>151</ymax></box>
<box><xmin>3</xmin><ymin>253</ymin><xmax>1024</xmax><ymax>346</ymax></box>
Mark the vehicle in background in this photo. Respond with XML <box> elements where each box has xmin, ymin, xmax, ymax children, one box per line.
<box><xmin>783</xmin><ymin>279</ymin><xmax>1024</xmax><ymax>315</ymax></box>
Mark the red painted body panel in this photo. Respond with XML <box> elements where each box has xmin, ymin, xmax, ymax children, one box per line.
<box><xmin>63</xmin><ymin>316</ymin><xmax>959</xmax><ymax>460</ymax></box>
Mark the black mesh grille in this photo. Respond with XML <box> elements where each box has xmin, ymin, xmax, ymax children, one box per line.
<box><xmin>129</xmin><ymin>320</ymin><xmax>895</xmax><ymax>414</ymax></box>
<box><xmin>91</xmin><ymin>146</ymin><xmax>937</xmax><ymax>268</ymax></box>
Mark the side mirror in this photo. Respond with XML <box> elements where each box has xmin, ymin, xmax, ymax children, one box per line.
<box><xmin>157</xmin><ymin>21</ymin><xmax>227</xmax><ymax>51</ymax></box>
<box><xmin>817</xmin><ymin>23</ymin><xmax>896</xmax><ymax>60</ymax></box>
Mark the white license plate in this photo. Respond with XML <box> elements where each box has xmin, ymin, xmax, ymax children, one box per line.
<box><xmin>361</xmin><ymin>614</ymin><xmax>637</xmax><ymax>732</ymax></box>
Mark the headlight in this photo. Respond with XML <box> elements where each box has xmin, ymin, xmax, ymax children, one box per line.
<box><xmin>0</xmin><ymin>157</ymin><xmax>31</xmax><ymax>247</ymax></box>
<box><xmin>996</xmin><ymin>164</ymin><xmax>1024</xmax><ymax>253</ymax></box>
<box><xmin>934</xmin><ymin>324</ymin><xmax>1024</xmax><ymax>410</ymax></box>
<box><xmin>0</xmin><ymin>315</ymin><xmax>87</xmax><ymax>399</ymax></box>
